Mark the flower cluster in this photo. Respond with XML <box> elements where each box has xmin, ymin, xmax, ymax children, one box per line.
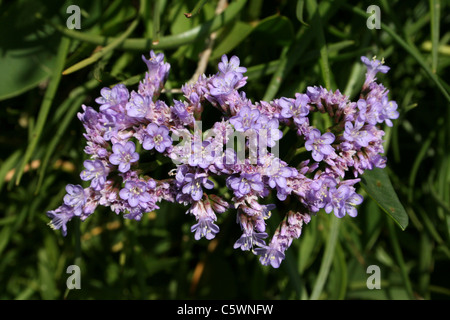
<box><xmin>47</xmin><ymin>52</ymin><xmax>398</xmax><ymax>268</ymax></box>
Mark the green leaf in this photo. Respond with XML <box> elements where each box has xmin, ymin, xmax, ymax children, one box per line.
<box><xmin>251</xmin><ymin>15</ymin><xmax>294</xmax><ymax>47</ymax></box>
<box><xmin>360</xmin><ymin>168</ymin><xmax>409</xmax><ymax>231</ymax></box>
<box><xmin>0</xmin><ymin>1</ymin><xmax>60</xmax><ymax>100</ymax></box>
<box><xmin>210</xmin><ymin>21</ymin><xmax>254</xmax><ymax>60</ymax></box>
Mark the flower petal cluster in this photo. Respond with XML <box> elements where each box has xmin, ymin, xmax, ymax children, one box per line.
<box><xmin>47</xmin><ymin>51</ymin><xmax>398</xmax><ymax>268</ymax></box>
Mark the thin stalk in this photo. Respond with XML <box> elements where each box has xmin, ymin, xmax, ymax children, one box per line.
<box><xmin>310</xmin><ymin>214</ymin><xmax>340</xmax><ymax>300</ymax></box>
<box><xmin>54</xmin><ymin>0</ymin><xmax>247</xmax><ymax>51</ymax></box>
<box><xmin>63</xmin><ymin>18</ymin><xmax>139</xmax><ymax>75</ymax></box>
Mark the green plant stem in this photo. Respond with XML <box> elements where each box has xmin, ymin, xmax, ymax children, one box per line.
<box><xmin>54</xmin><ymin>0</ymin><xmax>247</xmax><ymax>51</ymax></box>
<box><xmin>310</xmin><ymin>214</ymin><xmax>340</xmax><ymax>300</ymax></box>
<box><xmin>387</xmin><ymin>217</ymin><xmax>415</xmax><ymax>299</ymax></box>
<box><xmin>63</xmin><ymin>18</ymin><xmax>139</xmax><ymax>75</ymax></box>
<box><xmin>185</xmin><ymin>0</ymin><xmax>210</xmax><ymax>18</ymax></box>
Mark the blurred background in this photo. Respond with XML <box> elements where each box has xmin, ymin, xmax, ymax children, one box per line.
<box><xmin>0</xmin><ymin>0</ymin><xmax>449</xmax><ymax>300</ymax></box>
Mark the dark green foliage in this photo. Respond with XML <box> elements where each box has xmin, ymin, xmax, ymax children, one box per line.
<box><xmin>0</xmin><ymin>0</ymin><xmax>449</xmax><ymax>300</ymax></box>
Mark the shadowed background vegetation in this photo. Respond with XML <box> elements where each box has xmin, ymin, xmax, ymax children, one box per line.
<box><xmin>0</xmin><ymin>0</ymin><xmax>449</xmax><ymax>300</ymax></box>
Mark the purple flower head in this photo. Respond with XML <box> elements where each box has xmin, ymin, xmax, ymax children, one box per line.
<box><xmin>209</xmin><ymin>72</ymin><xmax>241</xmax><ymax>98</ymax></box>
<box><xmin>142</xmin><ymin>50</ymin><xmax>166</xmax><ymax>73</ymax></box>
<box><xmin>227</xmin><ymin>173</ymin><xmax>264</xmax><ymax>197</ymax></box>
<box><xmin>97</xmin><ymin>113</ymin><xmax>119</xmax><ymax>141</ymax></box>
<box><xmin>178</xmin><ymin>170</ymin><xmax>214</xmax><ymax>202</ymax></box>
<box><xmin>361</xmin><ymin>56</ymin><xmax>390</xmax><ymax>88</ymax></box>
<box><xmin>47</xmin><ymin>205</ymin><xmax>75</xmax><ymax>237</ymax></box>
<box><xmin>279</xmin><ymin>93</ymin><xmax>310</xmax><ymax>124</ymax></box>
<box><xmin>191</xmin><ymin>216</ymin><xmax>220</xmax><ymax>240</ymax></box>
<box><xmin>142</xmin><ymin>123</ymin><xmax>172</xmax><ymax>153</ymax></box>
<box><xmin>77</xmin><ymin>105</ymin><xmax>100</xmax><ymax>132</ymax></box>
<box><xmin>305</xmin><ymin>129</ymin><xmax>336</xmax><ymax>162</ymax></box>
<box><xmin>256</xmin><ymin>115</ymin><xmax>283</xmax><ymax>148</ymax></box>
<box><xmin>171</xmin><ymin>99</ymin><xmax>193</xmax><ymax>126</ymax></box>
<box><xmin>187</xmin><ymin>200</ymin><xmax>220</xmax><ymax>240</ymax></box>
<box><xmin>139</xmin><ymin>51</ymin><xmax>171</xmax><ymax>98</ymax></box>
<box><xmin>80</xmin><ymin>160</ymin><xmax>107</xmax><ymax>191</ymax></box>
<box><xmin>234</xmin><ymin>230</ymin><xmax>268</xmax><ymax>251</ymax></box>
<box><xmin>63</xmin><ymin>184</ymin><xmax>86</xmax><ymax>216</ymax></box>
<box><xmin>380</xmin><ymin>96</ymin><xmax>399</xmax><ymax>127</ymax></box>
<box><xmin>343</xmin><ymin>120</ymin><xmax>374</xmax><ymax>148</ymax></box>
<box><xmin>119</xmin><ymin>180</ymin><xmax>152</xmax><ymax>208</ymax></box>
<box><xmin>255</xmin><ymin>245</ymin><xmax>285</xmax><ymax>268</ymax></box>
<box><xmin>265</xmin><ymin>162</ymin><xmax>297</xmax><ymax>192</ymax></box>
<box><xmin>306</xmin><ymin>86</ymin><xmax>320</xmax><ymax>102</ymax></box>
<box><xmin>109</xmin><ymin>141</ymin><xmax>140</xmax><ymax>173</ymax></box>
<box><xmin>189</xmin><ymin>140</ymin><xmax>218</xmax><ymax>169</ymax></box>
<box><xmin>218</xmin><ymin>55</ymin><xmax>247</xmax><ymax>76</ymax></box>
<box><xmin>325</xmin><ymin>185</ymin><xmax>364</xmax><ymax>218</ymax></box>
<box><xmin>95</xmin><ymin>84</ymin><xmax>129</xmax><ymax>113</ymax></box>
<box><xmin>229</xmin><ymin>105</ymin><xmax>261</xmax><ymax>132</ymax></box>
<box><xmin>126</xmin><ymin>92</ymin><xmax>150</xmax><ymax>118</ymax></box>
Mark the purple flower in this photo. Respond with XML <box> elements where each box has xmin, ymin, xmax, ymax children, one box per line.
<box><xmin>218</xmin><ymin>55</ymin><xmax>247</xmax><ymax>76</ymax></box>
<box><xmin>77</xmin><ymin>105</ymin><xmax>100</xmax><ymax>132</ymax></box>
<box><xmin>325</xmin><ymin>185</ymin><xmax>364</xmax><ymax>218</ymax></box>
<box><xmin>80</xmin><ymin>160</ymin><xmax>107</xmax><ymax>191</ymax></box>
<box><xmin>227</xmin><ymin>173</ymin><xmax>264</xmax><ymax>196</ymax></box>
<box><xmin>126</xmin><ymin>92</ymin><xmax>150</xmax><ymax>118</ymax></box>
<box><xmin>188</xmin><ymin>200</ymin><xmax>220</xmax><ymax>240</ymax></box>
<box><xmin>95</xmin><ymin>84</ymin><xmax>129</xmax><ymax>113</ymax></box>
<box><xmin>264</xmin><ymin>164</ymin><xmax>297</xmax><ymax>201</ymax></box>
<box><xmin>142</xmin><ymin>123</ymin><xmax>172</xmax><ymax>153</ymax></box>
<box><xmin>189</xmin><ymin>140</ymin><xmax>218</xmax><ymax>169</ymax></box>
<box><xmin>191</xmin><ymin>216</ymin><xmax>220</xmax><ymax>240</ymax></box>
<box><xmin>229</xmin><ymin>105</ymin><xmax>261</xmax><ymax>132</ymax></box>
<box><xmin>343</xmin><ymin>120</ymin><xmax>374</xmax><ymax>148</ymax></box>
<box><xmin>171</xmin><ymin>99</ymin><xmax>193</xmax><ymax>126</ymax></box>
<box><xmin>256</xmin><ymin>115</ymin><xmax>283</xmax><ymax>148</ymax></box>
<box><xmin>142</xmin><ymin>50</ymin><xmax>166</xmax><ymax>73</ymax></box>
<box><xmin>279</xmin><ymin>93</ymin><xmax>310</xmax><ymax>124</ymax></box>
<box><xmin>209</xmin><ymin>72</ymin><xmax>241</xmax><ymax>97</ymax></box>
<box><xmin>63</xmin><ymin>184</ymin><xmax>86</xmax><ymax>216</ymax></box>
<box><xmin>255</xmin><ymin>245</ymin><xmax>285</xmax><ymax>268</ymax></box>
<box><xmin>109</xmin><ymin>141</ymin><xmax>140</xmax><ymax>173</ymax></box>
<box><xmin>139</xmin><ymin>51</ymin><xmax>171</xmax><ymax>98</ymax></box>
<box><xmin>180</xmin><ymin>172</ymin><xmax>215</xmax><ymax>201</ymax></box>
<box><xmin>119</xmin><ymin>180</ymin><xmax>152</xmax><ymax>208</ymax></box>
<box><xmin>380</xmin><ymin>96</ymin><xmax>399</xmax><ymax>127</ymax></box>
<box><xmin>305</xmin><ymin>129</ymin><xmax>335</xmax><ymax>162</ymax></box>
<box><xmin>234</xmin><ymin>231</ymin><xmax>268</xmax><ymax>251</ymax></box>
<box><xmin>356</xmin><ymin>98</ymin><xmax>380</xmax><ymax>125</ymax></box>
<box><xmin>98</xmin><ymin>113</ymin><xmax>118</xmax><ymax>141</ymax></box>
<box><xmin>47</xmin><ymin>205</ymin><xmax>75</xmax><ymax>237</ymax></box>
<box><xmin>361</xmin><ymin>56</ymin><xmax>390</xmax><ymax>88</ymax></box>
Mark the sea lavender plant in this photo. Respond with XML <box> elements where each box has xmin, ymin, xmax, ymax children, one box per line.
<box><xmin>47</xmin><ymin>52</ymin><xmax>399</xmax><ymax>268</ymax></box>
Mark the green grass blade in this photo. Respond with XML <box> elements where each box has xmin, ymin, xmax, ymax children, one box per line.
<box><xmin>430</xmin><ymin>0</ymin><xmax>440</xmax><ymax>73</ymax></box>
<box><xmin>307</xmin><ymin>0</ymin><xmax>332</xmax><ymax>89</ymax></box>
<box><xmin>54</xmin><ymin>0</ymin><xmax>247</xmax><ymax>51</ymax></box>
<box><xmin>152</xmin><ymin>0</ymin><xmax>161</xmax><ymax>45</ymax></box>
<box><xmin>63</xmin><ymin>18</ymin><xmax>139</xmax><ymax>75</ymax></box>
<box><xmin>310</xmin><ymin>214</ymin><xmax>340</xmax><ymax>300</ymax></box>
<box><xmin>386</xmin><ymin>218</ymin><xmax>415</xmax><ymax>299</ymax></box>
<box><xmin>185</xmin><ymin>0</ymin><xmax>210</xmax><ymax>18</ymax></box>
<box><xmin>344</xmin><ymin>4</ymin><xmax>450</xmax><ymax>103</ymax></box>
<box><xmin>15</xmin><ymin>36</ymin><xmax>71</xmax><ymax>186</ymax></box>
<box><xmin>296</xmin><ymin>0</ymin><xmax>309</xmax><ymax>26</ymax></box>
